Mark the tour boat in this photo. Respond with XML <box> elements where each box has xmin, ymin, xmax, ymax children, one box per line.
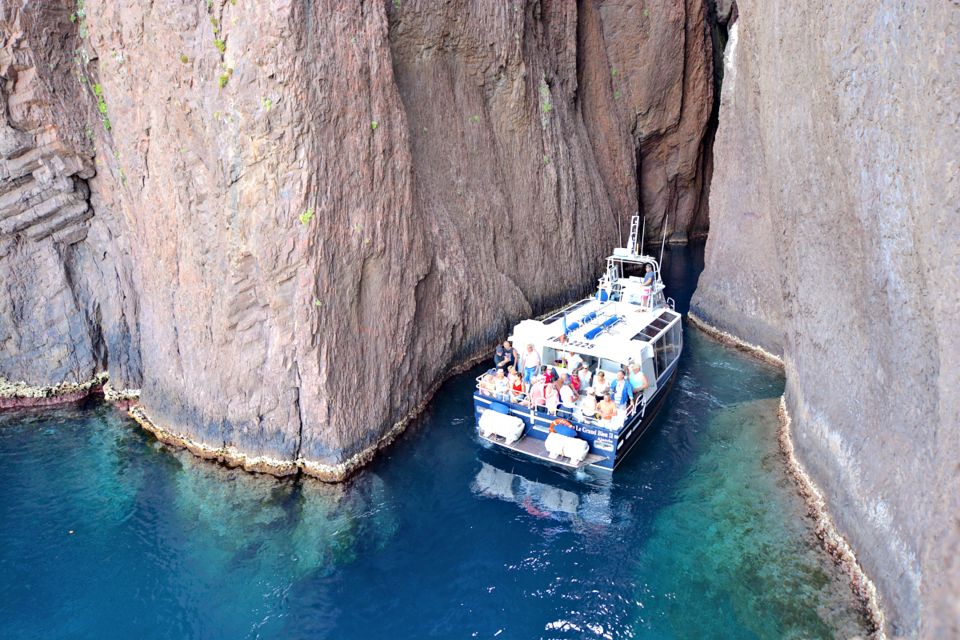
<box><xmin>473</xmin><ymin>215</ymin><xmax>683</xmax><ymax>472</ymax></box>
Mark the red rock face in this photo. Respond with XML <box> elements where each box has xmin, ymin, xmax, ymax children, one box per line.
<box><xmin>692</xmin><ymin>1</ymin><xmax>959</xmax><ymax>636</ymax></box>
<box><xmin>0</xmin><ymin>1</ymin><xmax>715</xmax><ymax>475</ymax></box>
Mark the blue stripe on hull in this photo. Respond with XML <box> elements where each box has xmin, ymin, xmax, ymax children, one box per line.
<box><xmin>472</xmin><ymin>357</ymin><xmax>679</xmax><ymax>472</ymax></box>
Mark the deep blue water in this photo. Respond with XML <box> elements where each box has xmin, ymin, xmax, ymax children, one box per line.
<box><xmin>0</xmin><ymin>246</ymin><xmax>868</xmax><ymax>639</ymax></box>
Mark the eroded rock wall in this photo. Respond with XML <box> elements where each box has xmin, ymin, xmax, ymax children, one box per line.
<box><xmin>0</xmin><ymin>2</ymin><xmax>714</xmax><ymax>475</ymax></box>
<box><xmin>692</xmin><ymin>1</ymin><xmax>959</xmax><ymax>635</ymax></box>
<box><xmin>0</xmin><ymin>2</ymin><xmax>140</xmax><ymax>389</ymax></box>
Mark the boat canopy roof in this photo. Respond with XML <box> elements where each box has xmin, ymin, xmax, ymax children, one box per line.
<box><xmin>511</xmin><ymin>296</ymin><xmax>681</xmax><ymax>366</ymax></box>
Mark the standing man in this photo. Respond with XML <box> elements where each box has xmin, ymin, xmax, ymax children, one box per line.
<box><xmin>493</xmin><ymin>340</ymin><xmax>516</xmax><ymax>372</ymax></box>
<box><xmin>641</xmin><ymin>263</ymin><xmax>655</xmax><ymax>307</ymax></box>
<box><xmin>628</xmin><ymin>362</ymin><xmax>649</xmax><ymax>402</ymax></box>
<box><xmin>610</xmin><ymin>369</ymin><xmax>634</xmax><ymax>410</ymax></box>
<box><xmin>521</xmin><ymin>344</ymin><xmax>541</xmax><ymax>389</ymax></box>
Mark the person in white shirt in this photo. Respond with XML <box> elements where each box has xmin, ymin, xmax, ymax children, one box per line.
<box><xmin>559</xmin><ymin>377</ymin><xmax>579</xmax><ymax>408</ymax></box>
<box><xmin>593</xmin><ymin>371</ymin><xmax>610</xmax><ymax>400</ymax></box>
<box><xmin>579</xmin><ymin>391</ymin><xmax>597</xmax><ymax>419</ymax></box>
<box><xmin>521</xmin><ymin>344</ymin><xmax>542</xmax><ymax>389</ymax></box>
<box><xmin>565</xmin><ymin>351</ymin><xmax>583</xmax><ymax>373</ymax></box>
<box><xmin>494</xmin><ymin>369</ymin><xmax>509</xmax><ymax>401</ymax></box>
<box><xmin>577</xmin><ymin>364</ymin><xmax>592</xmax><ymax>390</ymax></box>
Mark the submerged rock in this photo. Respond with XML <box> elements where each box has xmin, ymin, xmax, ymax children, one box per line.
<box><xmin>691</xmin><ymin>1</ymin><xmax>959</xmax><ymax>636</ymax></box>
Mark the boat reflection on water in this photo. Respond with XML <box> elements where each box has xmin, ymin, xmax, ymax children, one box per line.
<box><xmin>471</xmin><ymin>450</ymin><xmax>612</xmax><ymax>527</ymax></box>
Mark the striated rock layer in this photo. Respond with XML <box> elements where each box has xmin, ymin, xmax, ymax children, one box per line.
<box><xmin>0</xmin><ymin>2</ymin><xmax>715</xmax><ymax>476</ymax></box>
<box><xmin>691</xmin><ymin>1</ymin><xmax>959</xmax><ymax>636</ymax></box>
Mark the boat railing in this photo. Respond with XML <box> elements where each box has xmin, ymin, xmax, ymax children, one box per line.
<box><xmin>475</xmin><ymin>374</ymin><xmax>646</xmax><ymax>431</ymax></box>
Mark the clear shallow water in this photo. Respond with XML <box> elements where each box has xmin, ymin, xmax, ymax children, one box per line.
<box><xmin>0</xmin><ymin>246</ymin><xmax>868</xmax><ymax>639</ymax></box>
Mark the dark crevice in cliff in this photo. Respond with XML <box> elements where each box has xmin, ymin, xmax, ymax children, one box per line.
<box><xmin>292</xmin><ymin>361</ymin><xmax>305</xmax><ymax>465</ymax></box>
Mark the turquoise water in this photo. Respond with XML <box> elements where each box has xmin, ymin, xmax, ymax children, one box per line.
<box><xmin>0</xmin><ymin>247</ymin><xmax>868</xmax><ymax>639</ymax></box>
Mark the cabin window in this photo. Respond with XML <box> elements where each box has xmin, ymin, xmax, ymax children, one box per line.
<box><xmin>598</xmin><ymin>358</ymin><xmax>622</xmax><ymax>374</ymax></box>
<box><xmin>654</xmin><ymin>337</ymin><xmax>668</xmax><ymax>379</ymax></box>
<box><xmin>543</xmin><ymin>347</ymin><xmax>560</xmax><ymax>366</ymax></box>
<box><xmin>652</xmin><ymin>321</ymin><xmax>682</xmax><ymax>379</ymax></box>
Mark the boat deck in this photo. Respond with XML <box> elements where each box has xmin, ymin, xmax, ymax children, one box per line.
<box><xmin>480</xmin><ymin>432</ymin><xmax>607</xmax><ymax>469</ymax></box>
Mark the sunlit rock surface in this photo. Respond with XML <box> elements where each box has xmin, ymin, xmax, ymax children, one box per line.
<box><xmin>691</xmin><ymin>1</ymin><xmax>959</xmax><ymax>635</ymax></box>
<box><xmin>0</xmin><ymin>2</ymin><xmax>714</xmax><ymax>475</ymax></box>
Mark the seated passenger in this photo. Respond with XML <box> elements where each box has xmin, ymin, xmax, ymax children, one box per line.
<box><xmin>579</xmin><ymin>391</ymin><xmax>597</xmax><ymax>419</ymax></box>
<box><xmin>508</xmin><ymin>369</ymin><xmax>525</xmax><ymax>402</ymax></box>
<box><xmin>543</xmin><ymin>365</ymin><xmax>559</xmax><ymax>384</ymax></box>
<box><xmin>479</xmin><ymin>374</ymin><xmax>496</xmax><ymax>397</ymax></box>
<box><xmin>559</xmin><ymin>377</ymin><xmax>579</xmax><ymax>409</ymax></box>
<box><xmin>528</xmin><ymin>376</ymin><xmax>547</xmax><ymax>409</ymax></box>
<box><xmin>544</xmin><ymin>381</ymin><xmax>560</xmax><ymax>415</ymax></box>
<box><xmin>598</xmin><ymin>393</ymin><xmax>617</xmax><ymax>421</ymax></box>
<box><xmin>610</xmin><ymin>369</ymin><xmax>634</xmax><ymax>409</ymax></box>
<box><xmin>494</xmin><ymin>369</ymin><xmax>509</xmax><ymax>401</ymax></box>
<box><xmin>593</xmin><ymin>371</ymin><xmax>610</xmax><ymax>400</ymax></box>
<box><xmin>628</xmin><ymin>363</ymin><xmax>649</xmax><ymax>400</ymax></box>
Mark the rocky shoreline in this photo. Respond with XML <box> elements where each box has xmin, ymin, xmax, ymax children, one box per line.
<box><xmin>128</xmin><ymin>346</ymin><xmax>494</xmax><ymax>482</ymax></box>
<box><xmin>688</xmin><ymin>313</ymin><xmax>885</xmax><ymax>638</ymax></box>
<box><xmin>0</xmin><ymin>373</ymin><xmax>142</xmax><ymax>409</ymax></box>
<box><xmin>0</xmin><ymin>373</ymin><xmax>108</xmax><ymax>409</ymax></box>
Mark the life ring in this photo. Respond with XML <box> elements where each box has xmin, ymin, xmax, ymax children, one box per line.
<box><xmin>549</xmin><ymin>418</ymin><xmax>573</xmax><ymax>434</ymax></box>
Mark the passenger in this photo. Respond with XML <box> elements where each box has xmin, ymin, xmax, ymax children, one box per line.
<box><xmin>559</xmin><ymin>376</ymin><xmax>579</xmax><ymax>409</ymax></box>
<box><xmin>494</xmin><ymin>340</ymin><xmax>518</xmax><ymax>372</ymax></box>
<box><xmin>579</xmin><ymin>390</ymin><xmax>597</xmax><ymax>419</ymax></box>
<box><xmin>479</xmin><ymin>374</ymin><xmax>496</xmax><ymax>397</ymax></box>
<box><xmin>569</xmin><ymin>370</ymin><xmax>582</xmax><ymax>394</ymax></box>
<box><xmin>521</xmin><ymin>344</ymin><xmax>541</xmax><ymax>389</ymax></box>
<box><xmin>566</xmin><ymin>350</ymin><xmax>583</xmax><ymax>373</ymax></box>
<box><xmin>544</xmin><ymin>380</ymin><xmax>560</xmax><ymax>415</ymax></box>
<box><xmin>543</xmin><ymin>365</ymin><xmax>559</xmax><ymax>384</ymax></box>
<box><xmin>528</xmin><ymin>376</ymin><xmax>547</xmax><ymax>409</ymax></box>
<box><xmin>641</xmin><ymin>264</ymin><xmax>655</xmax><ymax>306</ymax></box>
<box><xmin>494</xmin><ymin>369</ymin><xmax>509</xmax><ymax>401</ymax></box>
<box><xmin>610</xmin><ymin>369</ymin><xmax>634</xmax><ymax>410</ymax></box>
<box><xmin>577</xmin><ymin>364</ymin><xmax>592</xmax><ymax>390</ymax></box>
<box><xmin>593</xmin><ymin>371</ymin><xmax>610</xmax><ymax>400</ymax></box>
<box><xmin>598</xmin><ymin>393</ymin><xmax>617</xmax><ymax>421</ymax></box>
<box><xmin>628</xmin><ymin>363</ymin><xmax>649</xmax><ymax>401</ymax></box>
<box><xmin>508</xmin><ymin>369</ymin><xmax>525</xmax><ymax>402</ymax></box>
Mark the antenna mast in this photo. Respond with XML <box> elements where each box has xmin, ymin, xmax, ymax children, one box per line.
<box><xmin>658</xmin><ymin>214</ymin><xmax>669</xmax><ymax>275</ymax></box>
<box><xmin>640</xmin><ymin>214</ymin><xmax>646</xmax><ymax>254</ymax></box>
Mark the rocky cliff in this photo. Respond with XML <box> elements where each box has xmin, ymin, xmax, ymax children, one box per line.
<box><xmin>691</xmin><ymin>1</ymin><xmax>959</xmax><ymax>636</ymax></box>
<box><xmin>0</xmin><ymin>2</ymin><xmax>714</xmax><ymax>475</ymax></box>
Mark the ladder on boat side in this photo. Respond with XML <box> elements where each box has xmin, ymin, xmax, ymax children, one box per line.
<box><xmin>626</xmin><ymin>214</ymin><xmax>640</xmax><ymax>255</ymax></box>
